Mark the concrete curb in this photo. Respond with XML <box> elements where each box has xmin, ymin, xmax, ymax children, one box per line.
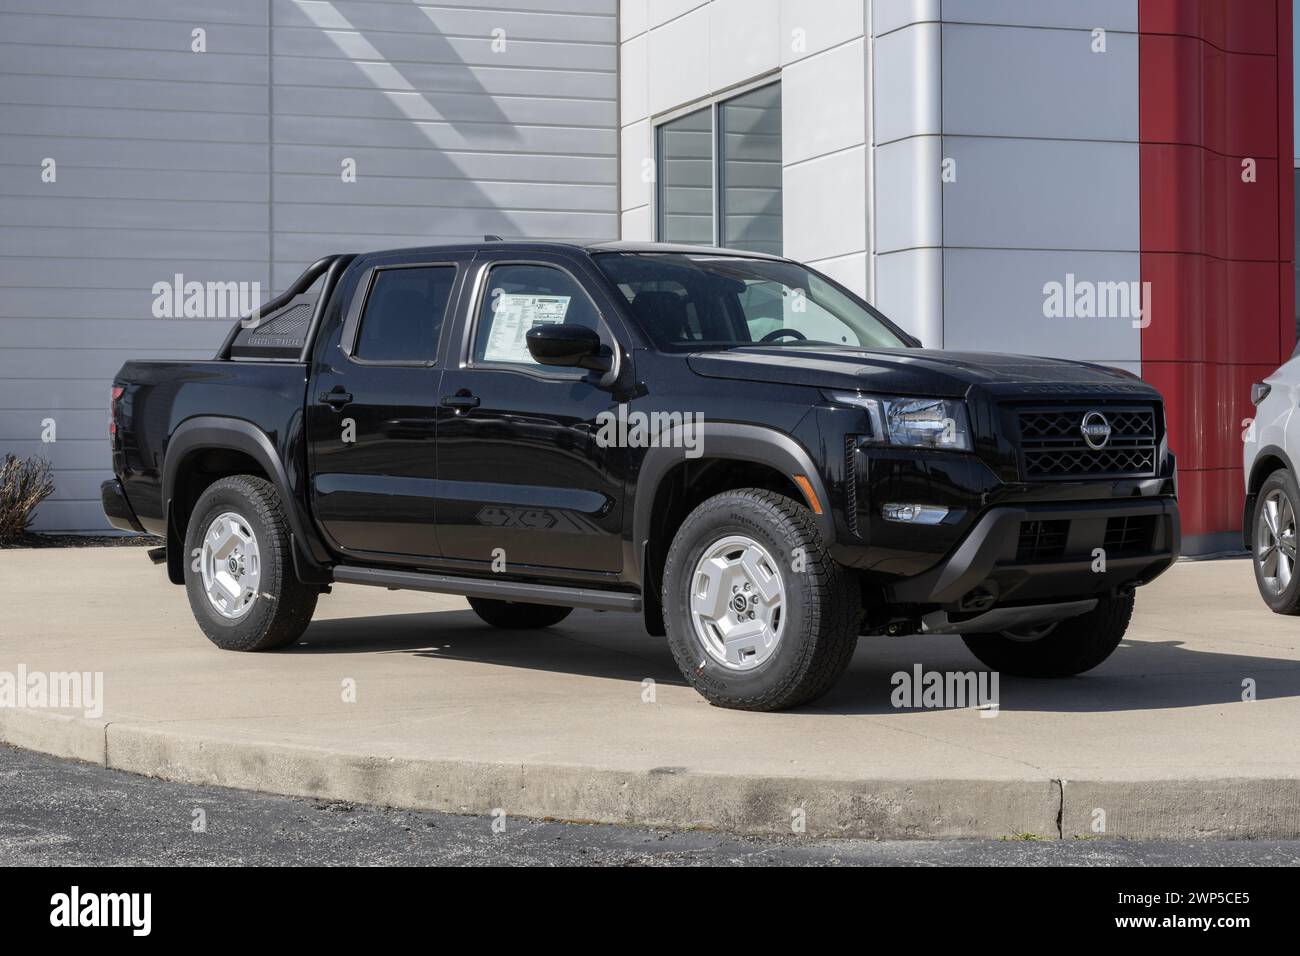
<box><xmin>0</xmin><ymin>708</ymin><xmax>107</xmax><ymax>767</ymax></box>
<box><xmin>4</xmin><ymin>708</ymin><xmax>1300</xmax><ymax>840</ymax></box>
<box><xmin>1060</xmin><ymin>779</ymin><xmax>1300</xmax><ymax>840</ymax></box>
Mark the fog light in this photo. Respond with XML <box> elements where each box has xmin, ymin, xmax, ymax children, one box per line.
<box><xmin>881</xmin><ymin>503</ymin><xmax>949</xmax><ymax>525</ymax></box>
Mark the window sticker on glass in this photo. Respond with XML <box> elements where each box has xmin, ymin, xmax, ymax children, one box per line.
<box><xmin>483</xmin><ymin>291</ymin><xmax>572</xmax><ymax>363</ymax></box>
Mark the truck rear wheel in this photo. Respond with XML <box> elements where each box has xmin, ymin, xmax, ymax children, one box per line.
<box><xmin>183</xmin><ymin>475</ymin><xmax>318</xmax><ymax>652</ymax></box>
<box><xmin>959</xmin><ymin>592</ymin><xmax>1134</xmax><ymax>677</ymax></box>
<box><xmin>661</xmin><ymin>489</ymin><xmax>860</xmax><ymax>711</ymax></box>
<box><xmin>467</xmin><ymin>598</ymin><xmax>572</xmax><ymax>629</ymax></box>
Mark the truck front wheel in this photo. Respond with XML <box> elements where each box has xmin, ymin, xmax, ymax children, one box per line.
<box><xmin>959</xmin><ymin>592</ymin><xmax>1134</xmax><ymax>677</ymax></box>
<box><xmin>661</xmin><ymin>489</ymin><xmax>860</xmax><ymax>711</ymax></box>
<box><xmin>183</xmin><ymin>475</ymin><xmax>318</xmax><ymax>652</ymax></box>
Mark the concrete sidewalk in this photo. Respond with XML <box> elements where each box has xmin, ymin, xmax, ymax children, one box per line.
<box><xmin>1</xmin><ymin>548</ymin><xmax>1298</xmax><ymax>839</ymax></box>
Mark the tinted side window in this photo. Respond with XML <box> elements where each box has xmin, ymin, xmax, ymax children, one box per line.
<box><xmin>472</xmin><ymin>264</ymin><xmax>600</xmax><ymax>367</ymax></box>
<box><xmin>354</xmin><ymin>266</ymin><xmax>456</xmax><ymax>363</ymax></box>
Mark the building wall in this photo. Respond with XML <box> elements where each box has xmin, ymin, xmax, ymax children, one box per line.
<box><xmin>1138</xmin><ymin>0</ymin><xmax>1295</xmax><ymax>552</ymax></box>
<box><xmin>871</xmin><ymin>0</ymin><xmax>941</xmax><ymax>346</ymax></box>
<box><xmin>618</xmin><ymin>0</ymin><xmax>871</xmax><ymax>297</ymax></box>
<box><xmin>872</xmin><ymin>0</ymin><xmax>1144</xmax><ymax>365</ymax></box>
<box><xmin>0</xmin><ymin>0</ymin><xmax>619</xmax><ymax>532</ymax></box>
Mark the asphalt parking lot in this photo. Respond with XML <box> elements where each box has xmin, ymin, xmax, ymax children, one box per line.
<box><xmin>1</xmin><ymin>548</ymin><xmax>1298</xmax><ymax>840</ymax></box>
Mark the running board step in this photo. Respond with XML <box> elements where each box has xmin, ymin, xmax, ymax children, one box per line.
<box><xmin>331</xmin><ymin>565</ymin><xmax>641</xmax><ymax>613</ymax></box>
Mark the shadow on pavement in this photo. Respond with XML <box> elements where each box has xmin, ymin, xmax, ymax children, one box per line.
<box><xmin>287</xmin><ymin>608</ymin><xmax>1300</xmax><ymax>715</ymax></box>
<box><xmin>292</xmin><ymin>609</ymin><xmax>689</xmax><ymax>686</ymax></box>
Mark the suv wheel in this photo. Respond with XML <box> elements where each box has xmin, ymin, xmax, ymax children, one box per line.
<box><xmin>184</xmin><ymin>475</ymin><xmax>318</xmax><ymax>651</ymax></box>
<box><xmin>1251</xmin><ymin>468</ymin><xmax>1300</xmax><ymax>614</ymax></box>
<box><xmin>661</xmin><ymin>489</ymin><xmax>860</xmax><ymax>711</ymax></box>
<box><xmin>467</xmin><ymin>598</ymin><xmax>572</xmax><ymax>629</ymax></box>
<box><xmin>960</xmin><ymin>592</ymin><xmax>1134</xmax><ymax>677</ymax></box>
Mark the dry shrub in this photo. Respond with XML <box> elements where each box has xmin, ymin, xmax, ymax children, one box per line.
<box><xmin>0</xmin><ymin>455</ymin><xmax>55</xmax><ymax>542</ymax></box>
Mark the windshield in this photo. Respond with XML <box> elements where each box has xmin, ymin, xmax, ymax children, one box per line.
<box><xmin>593</xmin><ymin>252</ymin><xmax>910</xmax><ymax>352</ymax></box>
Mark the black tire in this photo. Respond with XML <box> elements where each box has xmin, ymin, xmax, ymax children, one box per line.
<box><xmin>183</xmin><ymin>475</ymin><xmax>318</xmax><ymax>652</ymax></box>
<box><xmin>1250</xmin><ymin>468</ymin><xmax>1300</xmax><ymax>614</ymax></box>
<box><xmin>661</xmin><ymin>489</ymin><xmax>860</xmax><ymax>712</ymax></box>
<box><xmin>960</xmin><ymin>592</ymin><xmax>1135</xmax><ymax>677</ymax></box>
<box><xmin>467</xmin><ymin>598</ymin><xmax>573</xmax><ymax>629</ymax></box>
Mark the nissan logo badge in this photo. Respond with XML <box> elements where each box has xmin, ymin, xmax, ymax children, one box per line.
<box><xmin>1080</xmin><ymin>411</ymin><xmax>1111</xmax><ymax>450</ymax></box>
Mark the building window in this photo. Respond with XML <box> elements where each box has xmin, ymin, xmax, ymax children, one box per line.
<box><xmin>720</xmin><ymin>84</ymin><xmax>783</xmax><ymax>255</ymax></box>
<box><xmin>657</xmin><ymin>106</ymin><xmax>713</xmax><ymax>247</ymax></box>
<box><xmin>656</xmin><ymin>82</ymin><xmax>782</xmax><ymax>255</ymax></box>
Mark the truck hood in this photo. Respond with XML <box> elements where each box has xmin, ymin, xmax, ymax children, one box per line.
<box><xmin>686</xmin><ymin>346</ymin><xmax>1158</xmax><ymax>399</ymax></box>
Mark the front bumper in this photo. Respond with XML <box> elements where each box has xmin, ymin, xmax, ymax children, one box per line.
<box><xmin>886</xmin><ymin>497</ymin><xmax>1180</xmax><ymax>608</ymax></box>
<box><xmin>101</xmin><ymin>478</ymin><xmax>145</xmax><ymax>533</ymax></box>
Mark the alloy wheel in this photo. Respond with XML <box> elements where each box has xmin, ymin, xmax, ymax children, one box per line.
<box><xmin>689</xmin><ymin>534</ymin><xmax>786</xmax><ymax>670</ymax></box>
<box><xmin>1257</xmin><ymin>488</ymin><xmax>1297</xmax><ymax>596</ymax></box>
<box><xmin>200</xmin><ymin>511</ymin><xmax>261</xmax><ymax>619</ymax></box>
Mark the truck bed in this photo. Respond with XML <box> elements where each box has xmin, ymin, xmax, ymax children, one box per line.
<box><xmin>112</xmin><ymin>359</ymin><xmax>311</xmax><ymax>536</ymax></box>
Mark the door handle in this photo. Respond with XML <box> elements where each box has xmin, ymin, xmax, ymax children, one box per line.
<box><xmin>318</xmin><ymin>387</ymin><xmax>353</xmax><ymax>410</ymax></box>
<box><xmin>440</xmin><ymin>392</ymin><xmax>480</xmax><ymax>413</ymax></box>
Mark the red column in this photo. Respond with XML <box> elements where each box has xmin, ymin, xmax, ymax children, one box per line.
<box><xmin>1139</xmin><ymin>0</ymin><xmax>1294</xmax><ymax>552</ymax></box>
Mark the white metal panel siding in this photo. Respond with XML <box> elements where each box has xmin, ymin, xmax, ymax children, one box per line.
<box><xmin>871</xmin><ymin>11</ymin><xmax>942</xmax><ymax>344</ymax></box>
<box><xmin>871</xmin><ymin>1</ymin><xmax>1142</xmax><ymax>360</ymax></box>
<box><xmin>936</xmin><ymin>8</ymin><xmax>1142</xmax><ymax>368</ymax></box>
<box><xmin>0</xmin><ymin>0</ymin><xmax>618</xmax><ymax>531</ymax></box>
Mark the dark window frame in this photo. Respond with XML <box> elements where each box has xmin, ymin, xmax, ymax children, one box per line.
<box><xmin>340</xmin><ymin>261</ymin><xmax>461</xmax><ymax>368</ymax></box>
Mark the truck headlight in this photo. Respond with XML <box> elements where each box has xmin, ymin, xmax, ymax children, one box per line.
<box><xmin>829</xmin><ymin>392</ymin><xmax>972</xmax><ymax>452</ymax></box>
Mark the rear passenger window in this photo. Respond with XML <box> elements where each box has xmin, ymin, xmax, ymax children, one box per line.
<box><xmin>354</xmin><ymin>266</ymin><xmax>456</xmax><ymax>363</ymax></box>
<box><xmin>472</xmin><ymin>264</ymin><xmax>601</xmax><ymax>367</ymax></box>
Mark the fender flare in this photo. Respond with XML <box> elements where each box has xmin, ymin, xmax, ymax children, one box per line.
<box><xmin>1243</xmin><ymin>444</ymin><xmax>1297</xmax><ymax>549</ymax></box>
<box><xmin>163</xmin><ymin>416</ymin><xmax>328</xmax><ymax>582</ymax></box>
<box><xmin>631</xmin><ymin>422</ymin><xmax>835</xmax><ymax>583</ymax></box>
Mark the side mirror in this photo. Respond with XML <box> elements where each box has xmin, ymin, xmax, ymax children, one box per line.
<box><xmin>526</xmin><ymin>324</ymin><xmax>610</xmax><ymax>372</ymax></box>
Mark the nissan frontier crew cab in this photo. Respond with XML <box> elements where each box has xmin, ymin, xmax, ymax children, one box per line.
<box><xmin>103</xmin><ymin>241</ymin><xmax>1180</xmax><ymax>711</ymax></box>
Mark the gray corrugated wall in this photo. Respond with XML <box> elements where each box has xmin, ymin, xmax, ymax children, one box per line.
<box><xmin>0</xmin><ymin>0</ymin><xmax>618</xmax><ymax>532</ymax></box>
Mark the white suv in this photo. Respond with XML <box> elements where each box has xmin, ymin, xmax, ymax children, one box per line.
<box><xmin>1244</xmin><ymin>351</ymin><xmax>1300</xmax><ymax>612</ymax></box>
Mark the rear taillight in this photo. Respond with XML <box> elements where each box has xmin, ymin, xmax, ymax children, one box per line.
<box><xmin>110</xmin><ymin>385</ymin><xmax>124</xmax><ymax>438</ymax></box>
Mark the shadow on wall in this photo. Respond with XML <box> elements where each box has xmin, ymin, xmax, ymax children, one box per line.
<box><xmin>281</xmin><ymin>0</ymin><xmax>617</xmax><ymax>253</ymax></box>
<box><xmin>287</xmin><ymin>0</ymin><xmax>517</xmax><ymax>242</ymax></box>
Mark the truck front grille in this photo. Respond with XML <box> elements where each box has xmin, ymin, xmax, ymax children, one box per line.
<box><xmin>1017</xmin><ymin>406</ymin><xmax>1158</xmax><ymax>481</ymax></box>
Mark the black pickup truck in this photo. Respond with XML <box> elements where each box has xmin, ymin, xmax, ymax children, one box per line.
<box><xmin>103</xmin><ymin>241</ymin><xmax>1180</xmax><ymax>711</ymax></box>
